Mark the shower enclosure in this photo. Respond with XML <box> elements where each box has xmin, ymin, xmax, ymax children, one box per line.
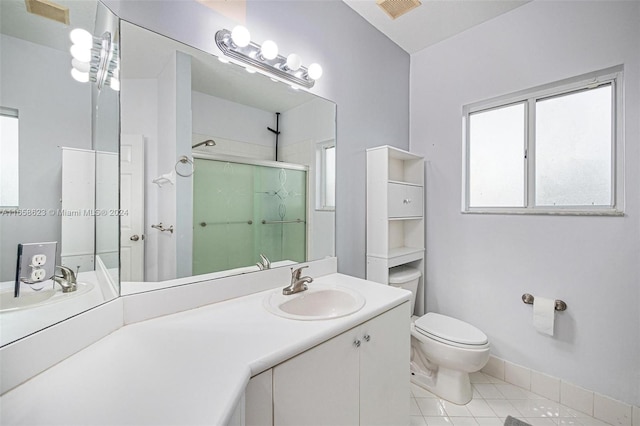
<box><xmin>192</xmin><ymin>156</ymin><xmax>307</xmax><ymax>275</ymax></box>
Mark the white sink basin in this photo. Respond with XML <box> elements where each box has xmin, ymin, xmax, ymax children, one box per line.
<box><xmin>264</xmin><ymin>285</ymin><xmax>365</xmax><ymax>320</ymax></box>
<box><xmin>0</xmin><ymin>288</ymin><xmax>56</xmax><ymax>311</ymax></box>
<box><xmin>0</xmin><ymin>282</ymin><xmax>95</xmax><ymax>313</ymax></box>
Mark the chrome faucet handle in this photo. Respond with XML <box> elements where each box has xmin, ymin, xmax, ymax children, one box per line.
<box><xmin>56</xmin><ymin>265</ymin><xmax>77</xmax><ymax>284</ymax></box>
<box><xmin>54</xmin><ymin>266</ymin><xmax>78</xmax><ymax>293</ymax></box>
<box><xmin>291</xmin><ymin>265</ymin><xmax>308</xmax><ymax>281</ymax></box>
<box><xmin>256</xmin><ymin>254</ymin><xmax>271</xmax><ymax>270</ymax></box>
<box><xmin>283</xmin><ymin>266</ymin><xmax>312</xmax><ymax>295</ymax></box>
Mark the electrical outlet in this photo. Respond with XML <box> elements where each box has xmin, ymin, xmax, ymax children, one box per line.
<box><xmin>31</xmin><ymin>254</ymin><xmax>47</xmax><ymax>267</ymax></box>
<box><xmin>30</xmin><ymin>268</ymin><xmax>46</xmax><ymax>282</ymax></box>
<box><xmin>15</xmin><ymin>242</ymin><xmax>58</xmax><ymax>293</ymax></box>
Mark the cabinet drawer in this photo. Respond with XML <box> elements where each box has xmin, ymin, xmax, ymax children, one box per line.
<box><xmin>388</xmin><ymin>183</ymin><xmax>423</xmax><ymax>218</ymax></box>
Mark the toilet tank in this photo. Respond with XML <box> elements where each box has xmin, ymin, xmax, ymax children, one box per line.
<box><xmin>388</xmin><ymin>265</ymin><xmax>421</xmax><ymax>313</ymax></box>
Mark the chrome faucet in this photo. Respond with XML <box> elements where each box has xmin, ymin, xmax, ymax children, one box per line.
<box><xmin>256</xmin><ymin>254</ymin><xmax>271</xmax><ymax>270</ymax></box>
<box><xmin>283</xmin><ymin>266</ymin><xmax>313</xmax><ymax>295</ymax></box>
<box><xmin>54</xmin><ymin>265</ymin><xmax>78</xmax><ymax>293</ymax></box>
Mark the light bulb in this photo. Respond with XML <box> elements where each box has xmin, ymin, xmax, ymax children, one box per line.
<box><xmin>72</xmin><ymin>58</ymin><xmax>90</xmax><ymax>73</ymax></box>
<box><xmin>308</xmin><ymin>63</ymin><xmax>323</xmax><ymax>80</ymax></box>
<box><xmin>70</xmin><ymin>44</ymin><xmax>91</xmax><ymax>62</ymax></box>
<box><xmin>260</xmin><ymin>40</ymin><xmax>278</xmax><ymax>60</ymax></box>
<box><xmin>286</xmin><ymin>53</ymin><xmax>301</xmax><ymax>71</ymax></box>
<box><xmin>71</xmin><ymin>68</ymin><xmax>90</xmax><ymax>83</ymax></box>
<box><xmin>70</xmin><ymin>28</ymin><xmax>93</xmax><ymax>49</ymax></box>
<box><xmin>231</xmin><ymin>25</ymin><xmax>250</xmax><ymax>47</ymax></box>
<box><xmin>110</xmin><ymin>78</ymin><xmax>120</xmax><ymax>91</ymax></box>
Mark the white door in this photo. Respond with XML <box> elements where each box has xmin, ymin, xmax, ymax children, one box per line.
<box><xmin>120</xmin><ymin>134</ymin><xmax>145</xmax><ymax>281</ymax></box>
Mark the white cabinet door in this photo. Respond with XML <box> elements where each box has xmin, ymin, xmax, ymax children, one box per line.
<box><xmin>273</xmin><ymin>330</ymin><xmax>360</xmax><ymax>426</ymax></box>
<box><xmin>272</xmin><ymin>304</ymin><xmax>410</xmax><ymax>426</ymax></box>
<box><xmin>388</xmin><ymin>183</ymin><xmax>423</xmax><ymax>218</ymax></box>
<box><xmin>359</xmin><ymin>302</ymin><xmax>410</xmax><ymax>426</ymax></box>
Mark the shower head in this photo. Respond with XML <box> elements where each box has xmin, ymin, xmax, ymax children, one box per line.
<box><xmin>192</xmin><ymin>139</ymin><xmax>216</xmax><ymax>149</ymax></box>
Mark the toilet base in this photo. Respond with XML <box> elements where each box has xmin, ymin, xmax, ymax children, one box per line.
<box><xmin>410</xmin><ymin>359</ymin><xmax>473</xmax><ymax>405</ymax></box>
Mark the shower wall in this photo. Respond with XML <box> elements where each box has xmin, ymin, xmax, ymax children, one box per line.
<box><xmin>192</xmin><ymin>158</ymin><xmax>307</xmax><ymax>275</ymax></box>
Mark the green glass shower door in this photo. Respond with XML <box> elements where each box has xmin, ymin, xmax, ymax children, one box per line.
<box><xmin>193</xmin><ymin>158</ymin><xmax>307</xmax><ymax>275</ymax></box>
<box><xmin>193</xmin><ymin>159</ymin><xmax>255</xmax><ymax>275</ymax></box>
<box><xmin>254</xmin><ymin>166</ymin><xmax>307</xmax><ymax>266</ymax></box>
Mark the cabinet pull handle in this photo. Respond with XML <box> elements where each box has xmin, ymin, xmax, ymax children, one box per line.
<box><xmin>363</xmin><ymin>334</ymin><xmax>371</xmax><ymax>342</ymax></box>
<box><xmin>353</xmin><ymin>339</ymin><xmax>361</xmax><ymax>348</ymax></box>
<box><xmin>403</xmin><ymin>199</ymin><xmax>412</xmax><ymax>204</ymax></box>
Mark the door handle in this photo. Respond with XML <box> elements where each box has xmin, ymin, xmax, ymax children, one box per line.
<box><xmin>130</xmin><ymin>235</ymin><xmax>140</xmax><ymax>241</ymax></box>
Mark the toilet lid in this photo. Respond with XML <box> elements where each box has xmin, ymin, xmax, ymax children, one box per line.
<box><xmin>414</xmin><ymin>313</ymin><xmax>488</xmax><ymax>346</ymax></box>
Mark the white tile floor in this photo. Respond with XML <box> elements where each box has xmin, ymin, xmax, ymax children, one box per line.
<box><xmin>410</xmin><ymin>372</ymin><xmax>612</xmax><ymax>426</ymax></box>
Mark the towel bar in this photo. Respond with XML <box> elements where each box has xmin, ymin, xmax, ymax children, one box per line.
<box><xmin>522</xmin><ymin>293</ymin><xmax>567</xmax><ymax>311</ymax></box>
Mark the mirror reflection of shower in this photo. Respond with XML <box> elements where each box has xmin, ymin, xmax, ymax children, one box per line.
<box><xmin>192</xmin><ymin>139</ymin><xmax>216</xmax><ymax>149</ymax></box>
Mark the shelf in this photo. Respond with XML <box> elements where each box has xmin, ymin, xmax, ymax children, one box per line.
<box><xmin>367</xmin><ymin>145</ymin><xmax>425</xmax><ymax>283</ymax></box>
<box><xmin>367</xmin><ymin>145</ymin><xmax>422</xmax><ymax>161</ymax></box>
<box><xmin>368</xmin><ymin>247</ymin><xmax>424</xmax><ymax>262</ymax></box>
<box><xmin>388</xmin><ymin>179</ymin><xmax>423</xmax><ymax>188</ymax></box>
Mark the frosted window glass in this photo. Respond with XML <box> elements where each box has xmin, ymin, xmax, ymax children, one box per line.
<box><xmin>469</xmin><ymin>103</ymin><xmax>525</xmax><ymax>207</ymax></box>
<box><xmin>0</xmin><ymin>114</ymin><xmax>19</xmax><ymax>208</ymax></box>
<box><xmin>535</xmin><ymin>85</ymin><xmax>612</xmax><ymax>206</ymax></box>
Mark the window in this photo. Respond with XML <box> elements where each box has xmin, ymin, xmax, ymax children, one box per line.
<box><xmin>0</xmin><ymin>107</ymin><xmax>19</xmax><ymax>209</ymax></box>
<box><xmin>316</xmin><ymin>140</ymin><xmax>335</xmax><ymax>210</ymax></box>
<box><xmin>463</xmin><ymin>67</ymin><xmax>622</xmax><ymax>215</ymax></box>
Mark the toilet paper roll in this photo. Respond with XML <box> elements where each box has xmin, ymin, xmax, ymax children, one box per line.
<box><xmin>533</xmin><ymin>297</ymin><xmax>555</xmax><ymax>336</ymax></box>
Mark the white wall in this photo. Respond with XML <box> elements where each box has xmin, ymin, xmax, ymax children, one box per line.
<box><xmin>191</xmin><ymin>91</ymin><xmax>275</xmax><ymax>153</ymax></box>
<box><xmin>0</xmin><ymin>35</ymin><xmax>91</xmax><ymax>281</ymax></box>
<box><xmin>156</xmin><ymin>53</ymin><xmax>179</xmax><ymax>281</ymax></box>
<box><xmin>280</xmin><ymin>98</ymin><xmax>337</xmax><ymax>261</ymax></box>
<box><xmin>103</xmin><ymin>0</ymin><xmax>411</xmax><ymax>280</ymax></box>
<box><xmin>410</xmin><ymin>1</ymin><xmax>640</xmax><ymax>406</ymax></box>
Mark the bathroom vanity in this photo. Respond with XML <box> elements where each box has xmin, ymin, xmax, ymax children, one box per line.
<box><xmin>0</xmin><ymin>270</ymin><xmax>410</xmax><ymax>425</ymax></box>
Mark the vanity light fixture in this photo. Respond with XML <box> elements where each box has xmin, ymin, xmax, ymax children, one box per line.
<box><xmin>69</xmin><ymin>28</ymin><xmax>120</xmax><ymax>91</ymax></box>
<box><xmin>215</xmin><ymin>26</ymin><xmax>323</xmax><ymax>89</ymax></box>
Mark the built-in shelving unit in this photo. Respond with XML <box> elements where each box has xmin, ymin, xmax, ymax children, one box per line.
<box><xmin>366</xmin><ymin>145</ymin><xmax>425</xmax><ymax>314</ymax></box>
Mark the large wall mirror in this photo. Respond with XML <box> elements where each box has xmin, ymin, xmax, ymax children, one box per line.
<box><xmin>0</xmin><ymin>1</ymin><xmax>120</xmax><ymax>346</ymax></box>
<box><xmin>120</xmin><ymin>21</ymin><xmax>336</xmax><ymax>293</ymax></box>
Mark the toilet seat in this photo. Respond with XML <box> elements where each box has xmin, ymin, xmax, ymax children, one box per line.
<box><xmin>414</xmin><ymin>313</ymin><xmax>489</xmax><ymax>349</ymax></box>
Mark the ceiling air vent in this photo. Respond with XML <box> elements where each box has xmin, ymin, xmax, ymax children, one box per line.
<box><xmin>376</xmin><ymin>0</ymin><xmax>422</xmax><ymax>20</ymax></box>
<box><xmin>25</xmin><ymin>0</ymin><xmax>70</xmax><ymax>25</ymax></box>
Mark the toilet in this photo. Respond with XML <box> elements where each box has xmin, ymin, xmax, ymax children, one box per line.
<box><xmin>389</xmin><ymin>266</ymin><xmax>490</xmax><ymax>405</ymax></box>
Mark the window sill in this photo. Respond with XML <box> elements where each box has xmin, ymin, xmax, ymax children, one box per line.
<box><xmin>462</xmin><ymin>209</ymin><xmax>624</xmax><ymax>217</ymax></box>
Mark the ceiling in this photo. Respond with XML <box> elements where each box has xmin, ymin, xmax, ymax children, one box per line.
<box><xmin>0</xmin><ymin>0</ymin><xmax>97</xmax><ymax>53</ymax></box>
<box><xmin>343</xmin><ymin>0</ymin><xmax>530</xmax><ymax>54</ymax></box>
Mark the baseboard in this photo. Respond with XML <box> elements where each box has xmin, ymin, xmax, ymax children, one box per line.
<box><xmin>481</xmin><ymin>356</ymin><xmax>639</xmax><ymax>426</ymax></box>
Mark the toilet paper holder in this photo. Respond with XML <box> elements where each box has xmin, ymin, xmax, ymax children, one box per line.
<box><xmin>522</xmin><ymin>293</ymin><xmax>567</xmax><ymax>311</ymax></box>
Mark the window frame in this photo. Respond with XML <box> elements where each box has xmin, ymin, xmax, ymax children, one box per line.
<box><xmin>0</xmin><ymin>107</ymin><xmax>20</xmax><ymax>211</ymax></box>
<box><xmin>462</xmin><ymin>66</ymin><xmax>624</xmax><ymax>216</ymax></box>
<box><xmin>315</xmin><ymin>139</ymin><xmax>335</xmax><ymax>211</ymax></box>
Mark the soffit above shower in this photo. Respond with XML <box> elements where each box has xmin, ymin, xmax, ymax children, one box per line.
<box><xmin>342</xmin><ymin>0</ymin><xmax>530</xmax><ymax>54</ymax></box>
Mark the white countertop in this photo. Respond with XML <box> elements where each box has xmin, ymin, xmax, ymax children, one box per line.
<box><xmin>0</xmin><ymin>273</ymin><xmax>410</xmax><ymax>425</ymax></box>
